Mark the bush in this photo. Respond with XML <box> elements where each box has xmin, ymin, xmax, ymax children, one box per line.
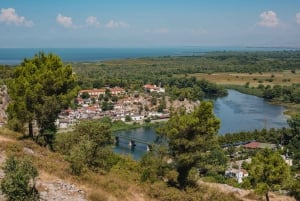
<box><xmin>1</xmin><ymin>156</ymin><xmax>39</xmax><ymax>201</ymax></box>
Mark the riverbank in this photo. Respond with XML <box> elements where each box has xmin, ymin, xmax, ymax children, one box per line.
<box><xmin>222</xmin><ymin>85</ymin><xmax>297</xmax><ymax>117</ymax></box>
<box><xmin>111</xmin><ymin>120</ymin><xmax>166</xmax><ymax>132</ymax></box>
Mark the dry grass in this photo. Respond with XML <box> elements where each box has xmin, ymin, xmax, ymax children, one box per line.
<box><xmin>0</xmin><ymin>128</ymin><xmax>23</xmax><ymax>139</ymax></box>
<box><xmin>0</xmin><ymin>129</ymin><xmax>149</xmax><ymax>201</ymax></box>
<box><xmin>184</xmin><ymin>70</ymin><xmax>300</xmax><ymax>87</ymax></box>
<box><xmin>0</xmin><ymin>130</ymin><xmax>295</xmax><ymax>201</ymax></box>
<box><xmin>87</xmin><ymin>190</ymin><xmax>109</xmax><ymax>201</ymax></box>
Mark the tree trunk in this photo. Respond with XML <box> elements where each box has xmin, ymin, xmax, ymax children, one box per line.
<box><xmin>265</xmin><ymin>192</ymin><xmax>270</xmax><ymax>201</ymax></box>
<box><xmin>28</xmin><ymin>122</ymin><xmax>33</xmax><ymax>139</ymax></box>
<box><xmin>177</xmin><ymin>166</ymin><xmax>190</xmax><ymax>189</ymax></box>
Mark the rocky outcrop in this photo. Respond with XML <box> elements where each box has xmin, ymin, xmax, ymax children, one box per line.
<box><xmin>37</xmin><ymin>179</ymin><xmax>87</xmax><ymax>201</ymax></box>
<box><xmin>0</xmin><ymin>85</ymin><xmax>9</xmax><ymax>126</ymax></box>
<box><xmin>0</xmin><ymin>145</ymin><xmax>87</xmax><ymax>201</ymax></box>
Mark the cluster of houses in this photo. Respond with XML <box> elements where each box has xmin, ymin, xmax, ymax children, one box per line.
<box><xmin>224</xmin><ymin>141</ymin><xmax>293</xmax><ymax>183</ymax></box>
<box><xmin>56</xmin><ymin>85</ymin><xmax>168</xmax><ymax>129</ymax></box>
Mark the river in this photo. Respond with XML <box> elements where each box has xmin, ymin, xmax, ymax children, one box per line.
<box><xmin>114</xmin><ymin>89</ymin><xmax>288</xmax><ymax>160</ymax></box>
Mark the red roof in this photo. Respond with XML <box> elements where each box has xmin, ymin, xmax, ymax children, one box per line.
<box><xmin>241</xmin><ymin>169</ymin><xmax>248</xmax><ymax>175</ymax></box>
<box><xmin>243</xmin><ymin>141</ymin><xmax>260</xmax><ymax>149</ymax></box>
<box><xmin>110</xmin><ymin>87</ymin><xmax>125</xmax><ymax>92</ymax></box>
<box><xmin>79</xmin><ymin>89</ymin><xmax>106</xmax><ymax>93</ymax></box>
<box><xmin>144</xmin><ymin>84</ymin><xmax>158</xmax><ymax>89</ymax></box>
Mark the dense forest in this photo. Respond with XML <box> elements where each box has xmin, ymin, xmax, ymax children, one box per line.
<box><xmin>71</xmin><ymin>50</ymin><xmax>300</xmax><ymax>89</ymax></box>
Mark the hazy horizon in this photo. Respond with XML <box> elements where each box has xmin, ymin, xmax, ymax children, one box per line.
<box><xmin>1</xmin><ymin>1</ymin><xmax>300</xmax><ymax>48</ymax></box>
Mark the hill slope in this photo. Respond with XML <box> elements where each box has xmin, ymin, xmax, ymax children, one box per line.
<box><xmin>0</xmin><ymin>129</ymin><xmax>296</xmax><ymax>201</ymax></box>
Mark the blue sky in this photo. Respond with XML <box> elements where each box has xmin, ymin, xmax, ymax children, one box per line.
<box><xmin>0</xmin><ymin>0</ymin><xmax>300</xmax><ymax>48</ymax></box>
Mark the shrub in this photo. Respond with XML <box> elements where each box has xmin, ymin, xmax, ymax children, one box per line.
<box><xmin>1</xmin><ymin>156</ymin><xmax>39</xmax><ymax>201</ymax></box>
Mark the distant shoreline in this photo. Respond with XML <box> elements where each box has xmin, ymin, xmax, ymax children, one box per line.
<box><xmin>1</xmin><ymin>47</ymin><xmax>300</xmax><ymax>65</ymax></box>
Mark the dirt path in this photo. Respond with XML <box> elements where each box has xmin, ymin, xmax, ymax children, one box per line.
<box><xmin>0</xmin><ymin>136</ymin><xmax>14</xmax><ymax>142</ymax></box>
<box><xmin>0</xmin><ymin>136</ymin><xmax>88</xmax><ymax>201</ymax></box>
<box><xmin>36</xmin><ymin>171</ymin><xmax>87</xmax><ymax>201</ymax></box>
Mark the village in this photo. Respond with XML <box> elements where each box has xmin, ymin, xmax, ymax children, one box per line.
<box><xmin>55</xmin><ymin>84</ymin><xmax>170</xmax><ymax>129</ymax></box>
<box><xmin>1</xmin><ymin>82</ymin><xmax>294</xmax><ymax>185</ymax></box>
<box><xmin>223</xmin><ymin>141</ymin><xmax>293</xmax><ymax>183</ymax></box>
<box><xmin>54</xmin><ymin>84</ymin><xmax>294</xmax><ymax>185</ymax></box>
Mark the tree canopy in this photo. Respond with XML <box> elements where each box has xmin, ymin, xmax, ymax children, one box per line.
<box><xmin>7</xmin><ymin>52</ymin><xmax>78</xmax><ymax>147</ymax></box>
<box><xmin>54</xmin><ymin>119</ymin><xmax>118</xmax><ymax>175</ymax></box>
<box><xmin>287</xmin><ymin>114</ymin><xmax>300</xmax><ymax>170</ymax></box>
<box><xmin>160</xmin><ymin>101</ymin><xmax>221</xmax><ymax>188</ymax></box>
<box><xmin>248</xmin><ymin>149</ymin><xmax>291</xmax><ymax>201</ymax></box>
<box><xmin>1</xmin><ymin>156</ymin><xmax>39</xmax><ymax>201</ymax></box>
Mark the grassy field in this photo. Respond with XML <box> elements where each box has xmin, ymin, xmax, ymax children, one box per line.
<box><xmin>177</xmin><ymin>70</ymin><xmax>300</xmax><ymax>116</ymax></box>
<box><xmin>183</xmin><ymin>70</ymin><xmax>300</xmax><ymax>87</ymax></box>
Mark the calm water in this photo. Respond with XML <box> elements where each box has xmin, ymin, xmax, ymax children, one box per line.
<box><xmin>113</xmin><ymin>127</ymin><xmax>159</xmax><ymax>160</ymax></box>
<box><xmin>114</xmin><ymin>89</ymin><xmax>288</xmax><ymax>159</ymax></box>
<box><xmin>214</xmin><ymin>89</ymin><xmax>288</xmax><ymax>134</ymax></box>
<box><xmin>0</xmin><ymin>47</ymin><xmax>297</xmax><ymax>65</ymax></box>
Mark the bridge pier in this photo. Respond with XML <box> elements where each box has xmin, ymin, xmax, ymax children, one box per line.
<box><xmin>114</xmin><ymin>134</ymin><xmax>154</xmax><ymax>151</ymax></box>
<box><xmin>146</xmin><ymin>144</ymin><xmax>152</xmax><ymax>152</ymax></box>
<box><xmin>129</xmin><ymin>140</ymin><xmax>136</xmax><ymax>147</ymax></box>
<box><xmin>115</xmin><ymin>136</ymin><xmax>119</xmax><ymax>146</ymax></box>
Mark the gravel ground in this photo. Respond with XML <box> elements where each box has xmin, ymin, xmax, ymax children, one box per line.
<box><xmin>37</xmin><ymin>179</ymin><xmax>87</xmax><ymax>201</ymax></box>
<box><xmin>0</xmin><ymin>144</ymin><xmax>87</xmax><ymax>201</ymax></box>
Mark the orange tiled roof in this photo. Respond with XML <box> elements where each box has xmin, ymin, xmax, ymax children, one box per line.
<box><xmin>243</xmin><ymin>141</ymin><xmax>260</xmax><ymax>149</ymax></box>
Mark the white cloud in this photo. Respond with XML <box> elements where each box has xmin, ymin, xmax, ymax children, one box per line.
<box><xmin>258</xmin><ymin>10</ymin><xmax>279</xmax><ymax>27</ymax></box>
<box><xmin>56</xmin><ymin>14</ymin><xmax>73</xmax><ymax>28</ymax></box>
<box><xmin>86</xmin><ymin>16</ymin><xmax>100</xmax><ymax>27</ymax></box>
<box><xmin>296</xmin><ymin>13</ymin><xmax>300</xmax><ymax>25</ymax></box>
<box><xmin>105</xmin><ymin>20</ymin><xmax>129</xmax><ymax>28</ymax></box>
<box><xmin>0</xmin><ymin>8</ymin><xmax>33</xmax><ymax>27</ymax></box>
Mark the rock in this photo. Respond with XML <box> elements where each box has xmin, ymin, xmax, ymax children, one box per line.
<box><xmin>37</xmin><ymin>179</ymin><xmax>87</xmax><ymax>201</ymax></box>
<box><xmin>23</xmin><ymin>147</ymin><xmax>35</xmax><ymax>155</ymax></box>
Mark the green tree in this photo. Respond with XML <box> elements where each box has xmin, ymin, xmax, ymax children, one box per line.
<box><xmin>140</xmin><ymin>146</ymin><xmax>170</xmax><ymax>183</ymax></box>
<box><xmin>1</xmin><ymin>156</ymin><xmax>39</xmax><ymax>201</ymax></box>
<box><xmin>101</xmin><ymin>101</ymin><xmax>114</xmax><ymax>111</ymax></box>
<box><xmin>160</xmin><ymin>101</ymin><xmax>220</xmax><ymax>188</ymax></box>
<box><xmin>55</xmin><ymin>120</ymin><xmax>118</xmax><ymax>175</ymax></box>
<box><xmin>7</xmin><ymin>52</ymin><xmax>78</xmax><ymax>144</ymax></box>
<box><xmin>80</xmin><ymin>92</ymin><xmax>90</xmax><ymax>99</ymax></box>
<box><xmin>248</xmin><ymin>149</ymin><xmax>291</xmax><ymax>201</ymax></box>
<box><xmin>287</xmin><ymin>114</ymin><xmax>300</xmax><ymax>170</ymax></box>
<box><xmin>151</xmin><ymin>97</ymin><xmax>157</xmax><ymax>105</ymax></box>
<box><xmin>125</xmin><ymin>115</ymin><xmax>132</xmax><ymax>122</ymax></box>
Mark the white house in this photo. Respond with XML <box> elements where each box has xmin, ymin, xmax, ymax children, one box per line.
<box><xmin>281</xmin><ymin>155</ymin><xmax>293</xmax><ymax>166</ymax></box>
<box><xmin>225</xmin><ymin>168</ymin><xmax>249</xmax><ymax>183</ymax></box>
<box><xmin>143</xmin><ymin>84</ymin><xmax>165</xmax><ymax>93</ymax></box>
<box><xmin>131</xmin><ymin>115</ymin><xmax>144</xmax><ymax>121</ymax></box>
<box><xmin>78</xmin><ymin>89</ymin><xmax>105</xmax><ymax>97</ymax></box>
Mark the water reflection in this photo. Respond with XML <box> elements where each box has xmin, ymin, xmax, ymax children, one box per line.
<box><xmin>114</xmin><ymin>89</ymin><xmax>289</xmax><ymax>159</ymax></box>
<box><xmin>214</xmin><ymin>89</ymin><xmax>288</xmax><ymax>134</ymax></box>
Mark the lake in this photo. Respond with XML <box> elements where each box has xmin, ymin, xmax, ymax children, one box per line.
<box><xmin>114</xmin><ymin>89</ymin><xmax>288</xmax><ymax>160</ymax></box>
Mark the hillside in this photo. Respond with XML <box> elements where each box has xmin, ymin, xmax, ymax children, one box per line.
<box><xmin>0</xmin><ymin>85</ymin><xmax>8</xmax><ymax>127</ymax></box>
<box><xmin>0</xmin><ymin>129</ymin><xmax>296</xmax><ymax>201</ymax></box>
